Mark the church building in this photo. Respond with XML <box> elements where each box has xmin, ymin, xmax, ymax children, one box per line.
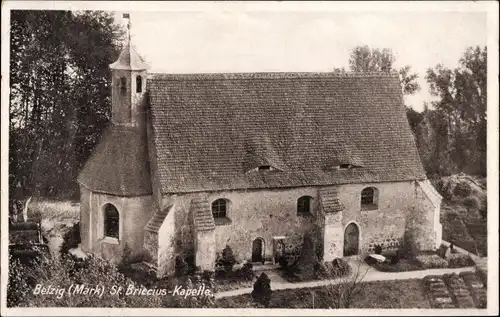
<box><xmin>77</xmin><ymin>22</ymin><xmax>442</xmax><ymax>277</ymax></box>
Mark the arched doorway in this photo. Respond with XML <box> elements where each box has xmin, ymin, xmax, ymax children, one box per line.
<box><xmin>252</xmin><ymin>238</ymin><xmax>265</xmax><ymax>263</ymax></box>
<box><xmin>343</xmin><ymin>223</ymin><xmax>360</xmax><ymax>256</ymax></box>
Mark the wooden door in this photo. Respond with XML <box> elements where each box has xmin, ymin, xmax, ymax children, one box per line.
<box><xmin>343</xmin><ymin>223</ymin><xmax>359</xmax><ymax>256</ymax></box>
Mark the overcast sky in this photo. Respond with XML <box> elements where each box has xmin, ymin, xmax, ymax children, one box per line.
<box><xmin>114</xmin><ymin>10</ymin><xmax>486</xmax><ymax>111</ymax></box>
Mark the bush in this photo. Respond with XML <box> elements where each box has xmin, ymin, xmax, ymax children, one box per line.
<box><xmin>374</xmin><ymin>245</ymin><xmax>382</xmax><ymax>255</ymax></box>
<box><xmin>447</xmin><ymin>253</ymin><xmax>475</xmax><ymax>268</ymax></box>
<box><xmin>389</xmin><ymin>251</ymin><xmax>401</xmax><ymax>265</ymax></box>
<box><xmin>297</xmin><ymin>232</ymin><xmax>317</xmax><ymax>280</ymax></box>
<box><xmin>239</xmin><ymin>263</ymin><xmax>255</xmax><ymax>281</ymax></box>
<box><xmin>463</xmin><ymin>196</ymin><xmax>480</xmax><ymax>210</ymax></box>
<box><xmin>221</xmin><ymin>245</ymin><xmax>236</xmax><ymax>272</ymax></box>
<box><xmin>60</xmin><ymin>222</ymin><xmax>80</xmax><ymax>257</ymax></box>
<box><xmin>174</xmin><ymin>255</ymin><xmax>188</xmax><ymax>277</ymax></box>
<box><xmin>415</xmin><ymin>254</ymin><xmax>448</xmax><ymax>269</ymax></box>
<box><xmin>251</xmin><ymin>273</ymin><xmax>272</xmax><ymax>307</ymax></box>
<box><xmin>329</xmin><ymin>258</ymin><xmax>351</xmax><ymax>278</ymax></box>
<box><xmin>453</xmin><ymin>182</ymin><xmax>472</xmax><ymax>198</ymax></box>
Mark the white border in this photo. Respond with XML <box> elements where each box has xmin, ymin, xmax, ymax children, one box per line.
<box><xmin>1</xmin><ymin>1</ymin><xmax>498</xmax><ymax>316</ymax></box>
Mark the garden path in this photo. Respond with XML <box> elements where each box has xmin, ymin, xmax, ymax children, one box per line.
<box><xmin>214</xmin><ymin>260</ymin><xmax>476</xmax><ymax>299</ymax></box>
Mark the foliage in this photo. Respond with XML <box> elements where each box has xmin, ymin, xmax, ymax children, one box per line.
<box><xmin>297</xmin><ymin>232</ymin><xmax>318</xmax><ymax>280</ymax></box>
<box><xmin>419</xmin><ymin>46</ymin><xmax>487</xmax><ymax>176</ymax></box>
<box><xmin>447</xmin><ymin>253</ymin><xmax>475</xmax><ymax>268</ymax></box>
<box><xmin>462</xmin><ymin>196</ymin><xmax>480</xmax><ymax>210</ymax></box>
<box><xmin>174</xmin><ymin>255</ymin><xmax>188</xmax><ymax>277</ymax></box>
<box><xmin>220</xmin><ymin>245</ymin><xmax>236</xmax><ymax>272</ymax></box>
<box><xmin>252</xmin><ymin>272</ymin><xmax>272</xmax><ymax>307</ymax></box>
<box><xmin>453</xmin><ymin>182</ymin><xmax>472</xmax><ymax>197</ymax></box>
<box><xmin>8</xmin><ymin>254</ymin><xmax>164</xmax><ymax>307</ymax></box>
<box><xmin>415</xmin><ymin>254</ymin><xmax>449</xmax><ymax>269</ymax></box>
<box><xmin>374</xmin><ymin>245</ymin><xmax>382</xmax><ymax>255</ymax></box>
<box><xmin>9</xmin><ymin>10</ymin><xmax>124</xmax><ymax>200</ymax></box>
<box><xmin>59</xmin><ymin>221</ymin><xmax>80</xmax><ymax>257</ymax></box>
<box><xmin>315</xmin><ymin>258</ymin><xmax>352</xmax><ymax>280</ymax></box>
<box><xmin>348</xmin><ymin>45</ymin><xmax>420</xmax><ymax>95</ymax></box>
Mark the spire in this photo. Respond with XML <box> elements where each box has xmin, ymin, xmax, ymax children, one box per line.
<box><xmin>110</xmin><ymin>13</ymin><xmax>148</xmax><ymax>71</ymax></box>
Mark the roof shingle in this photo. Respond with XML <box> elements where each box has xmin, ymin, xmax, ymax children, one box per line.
<box><xmin>146</xmin><ymin>71</ymin><xmax>426</xmax><ymax>193</ymax></box>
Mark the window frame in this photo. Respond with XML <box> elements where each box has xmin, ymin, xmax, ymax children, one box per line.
<box><xmin>360</xmin><ymin>187</ymin><xmax>379</xmax><ymax>210</ymax></box>
<box><xmin>211</xmin><ymin>198</ymin><xmax>228</xmax><ymax>220</ymax></box>
<box><xmin>103</xmin><ymin>203</ymin><xmax>120</xmax><ymax>241</ymax></box>
<box><xmin>136</xmin><ymin>75</ymin><xmax>142</xmax><ymax>93</ymax></box>
<box><xmin>297</xmin><ymin>196</ymin><xmax>313</xmax><ymax>216</ymax></box>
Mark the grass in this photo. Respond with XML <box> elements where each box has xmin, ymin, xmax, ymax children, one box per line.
<box><xmin>215</xmin><ymin>279</ymin><xmax>431</xmax><ymax>308</ymax></box>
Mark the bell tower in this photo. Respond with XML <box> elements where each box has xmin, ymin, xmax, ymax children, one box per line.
<box><xmin>110</xmin><ymin>14</ymin><xmax>148</xmax><ymax>127</ymax></box>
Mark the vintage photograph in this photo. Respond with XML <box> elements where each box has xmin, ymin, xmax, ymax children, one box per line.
<box><xmin>1</xmin><ymin>1</ymin><xmax>498</xmax><ymax>315</ymax></box>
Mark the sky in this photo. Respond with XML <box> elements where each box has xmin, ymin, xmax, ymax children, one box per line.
<box><xmin>114</xmin><ymin>9</ymin><xmax>487</xmax><ymax>112</ymax></box>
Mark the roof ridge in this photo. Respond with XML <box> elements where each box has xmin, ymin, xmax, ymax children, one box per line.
<box><xmin>148</xmin><ymin>71</ymin><xmax>400</xmax><ymax>81</ymax></box>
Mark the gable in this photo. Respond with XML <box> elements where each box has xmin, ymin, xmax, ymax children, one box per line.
<box><xmin>148</xmin><ymin>72</ymin><xmax>426</xmax><ymax>193</ymax></box>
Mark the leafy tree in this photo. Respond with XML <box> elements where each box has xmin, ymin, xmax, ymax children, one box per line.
<box><xmin>425</xmin><ymin>46</ymin><xmax>487</xmax><ymax>176</ymax></box>
<box><xmin>9</xmin><ymin>10</ymin><xmax>124</xmax><ymax>199</ymax></box>
<box><xmin>348</xmin><ymin>45</ymin><xmax>421</xmax><ymax>95</ymax></box>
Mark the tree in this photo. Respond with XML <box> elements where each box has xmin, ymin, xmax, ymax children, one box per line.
<box><xmin>348</xmin><ymin>45</ymin><xmax>421</xmax><ymax>95</ymax></box>
<box><xmin>252</xmin><ymin>272</ymin><xmax>272</xmax><ymax>307</ymax></box>
<box><xmin>425</xmin><ymin>46</ymin><xmax>487</xmax><ymax>176</ymax></box>
<box><xmin>321</xmin><ymin>262</ymin><xmax>368</xmax><ymax>309</ymax></box>
<box><xmin>9</xmin><ymin>10</ymin><xmax>124</xmax><ymax>199</ymax></box>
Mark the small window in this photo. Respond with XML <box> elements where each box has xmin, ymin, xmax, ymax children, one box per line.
<box><xmin>136</xmin><ymin>75</ymin><xmax>142</xmax><ymax>93</ymax></box>
<box><xmin>339</xmin><ymin>164</ymin><xmax>351</xmax><ymax>170</ymax></box>
<box><xmin>297</xmin><ymin>196</ymin><xmax>313</xmax><ymax>215</ymax></box>
<box><xmin>120</xmin><ymin>77</ymin><xmax>127</xmax><ymax>96</ymax></box>
<box><xmin>258</xmin><ymin>165</ymin><xmax>271</xmax><ymax>171</ymax></box>
<box><xmin>212</xmin><ymin>199</ymin><xmax>228</xmax><ymax>219</ymax></box>
<box><xmin>361</xmin><ymin>187</ymin><xmax>378</xmax><ymax>210</ymax></box>
<box><xmin>104</xmin><ymin>204</ymin><xmax>119</xmax><ymax>239</ymax></box>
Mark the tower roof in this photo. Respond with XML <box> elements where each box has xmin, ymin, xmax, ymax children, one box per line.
<box><xmin>110</xmin><ymin>41</ymin><xmax>149</xmax><ymax>71</ymax></box>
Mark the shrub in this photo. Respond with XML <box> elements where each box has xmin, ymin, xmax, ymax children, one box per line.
<box><xmin>329</xmin><ymin>258</ymin><xmax>351</xmax><ymax>278</ymax></box>
<box><xmin>240</xmin><ymin>263</ymin><xmax>254</xmax><ymax>281</ymax></box>
<box><xmin>174</xmin><ymin>255</ymin><xmax>188</xmax><ymax>277</ymax></box>
<box><xmin>415</xmin><ymin>254</ymin><xmax>448</xmax><ymax>269</ymax></box>
<box><xmin>297</xmin><ymin>232</ymin><xmax>317</xmax><ymax>280</ymax></box>
<box><xmin>453</xmin><ymin>182</ymin><xmax>472</xmax><ymax>198</ymax></box>
<box><xmin>251</xmin><ymin>273</ymin><xmax>272</xmax><ymax>307</ymax></box>
<box><xmin>463</xmin><ymin>196</ymin><xmax>480</xmax><ymax>210</ymax></box>
<box><xmin>447</xmin><ymin>253</ymin><xmax>475</xmax><ymax>268</ymax></box>
<box><xmin>60</xmin><ymin>221</ymin><xmax>80</xmax><ymax>257</ymax></box>
<box><xmin>390</xmin><ymin>251</ymin><xmax>401</xmax><ymax>265</ymax></box>
<box><xmin>374</xmin><ymin>245</ymin><xmax>382</xmax><ymax>255</ymax></box>
<box><xmin>221</xmin><ymin>245</ymin><xmax>236</xmax><ymax>272</ymax></box>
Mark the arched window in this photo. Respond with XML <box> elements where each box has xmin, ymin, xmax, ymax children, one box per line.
<box><xmin>297</xmin><ymin>196</ymin><xmax>313</xmax><ymax>215</ymax></box>
<box><xmin>212</xmin><ymin>199</ymin><xmax>228</xmax><ymax>219</ymax></box>
<box><xmin>361</xmin><ymin>187</ymin><xmax>378</xmax><ymax>210</ymax></box>
<box><xmin>136</xmin><ymin>75</ymin><xmax>142</xmax><ymax>93</ymax></box>
<box><xmin>120</xmin><ymin>77</ymin><xmax>127</xmax><ymax>96</ymax></box>
<box><xmin>103</xmin><ymin>204</ymin><xmax>119</xmax><ymax>239</ymax></box>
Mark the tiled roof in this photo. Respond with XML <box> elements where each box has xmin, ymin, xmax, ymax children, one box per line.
<box><xmin>148</xmin><ymin>72</ymin><xmax>427</xmax><ymax>193</ymax></box>
<box><xmin>319</xmin><ymin>188</ymin><xmax>344</xmax><ymax>213</ymax></box>
<box><xmin>191</xmin><ymin>198</ymin><xmax>215</xmax><ymax>231</ymax></box>
<box><xmin>145</xmin><ymin>206</ymin><xmax>171</xmax><ymax>233</ymax></box>
<box><xmin>77</xmin><ymin>125</ymin><xmax>152</xmax><ymax>196</ymax></box>
<box><xmin>110</xmin><ymin>42</ymin><xmax>148</xmax><ymax>71</ymax></box>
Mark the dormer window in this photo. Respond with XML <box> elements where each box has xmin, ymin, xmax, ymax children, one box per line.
<box><xmin>258</xmin><ymin>165</ymin><xmax>271</xmax><ymax>171</ymax></box>
<box><xmin>339</xmin><ymin>164</ymin><xmax>351</xmax><ymax>170</ymax></box>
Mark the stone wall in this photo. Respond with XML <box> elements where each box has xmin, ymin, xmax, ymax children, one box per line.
<box><xmin>339</xmin><ymin>181</ymin><xmax>416</xmax><ymax>254</ymax></box>
<box><xmin>80</xmin><ymin>187</ymin><xmax>153</xmax><ymax>263</ymax></box>
<box><xmin>154</xmin><ymin>180</ymin><xmax>441</xmax><ymax>271</ymax></box>
<box><xmin>157</xmin><ymin>208</ymin><xmax>176</xmax><ymax>277</ymax></box>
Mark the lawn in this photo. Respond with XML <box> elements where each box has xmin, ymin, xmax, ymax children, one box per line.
<box><xmin>215</xmin><ymin>279</ymin><xmax>431</xmax><ymax>309</ymax></box>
